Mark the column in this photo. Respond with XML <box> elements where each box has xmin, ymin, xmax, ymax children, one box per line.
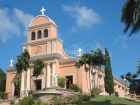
<box><xmin>22</xmin><ymin>46</ymin><xmax>26</xmax><ymax>52</ymax></box>
<box><xmin>103</xmin><ymin>76</ymin><xmax>105</xmax><ymax>95</ymax></box>
<box><xmin>52</xmin><ymin>62</ymin><xmax>56</xmax><ymax>86</ymax></box>
<box><xmin>46</xmin><ymin>63</ymin><xmax>51</xmax><ymax>87</ymax></box>
<box><xmin>47</xmin><ymin>42</ymin><xmax>51</xmax><ymax>54</ymax></box>
<box><xmin>20</xmin><ymin>71</ymin><xmax>24</xmax><ymax>95</ymax></box>
<box><xmin>95</xmin><ymin>72</ymin><xmax>97</xmax><ymax>87</ymax></box>
<box><xmin>52</xmin><ymin>41</ymin><xmax>56</xmax><ymax>53</ymax></box>
<box><xmin>27</xmin><ymin>69</ymin><xmax>30</xmax><ymax>91</ymax></box>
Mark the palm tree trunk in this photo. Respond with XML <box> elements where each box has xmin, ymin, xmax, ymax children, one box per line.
<box><xmin>85</xmin><ymin>64</ymin><xmax>89</xmax><ymax>92</ymax></box>
<box><xmin>25</xmin><ymin>71</ymin><xmax>28</xmax><ymax>96</ymax></box>
<box><xmin>36</xmin><ymin>77</ymin><xmax>37</xmax><ymax>91</ymax></box>
<box><xmin>89</xmin><ymin>64</ymin><xmax>91</xmax><ymax>91</ymax></box>
<box><xmin>77</xmin><ymin>70</ymin><xmax>79</xmax><ymax>87</ymax></box>
<box><xmin>99</xmin><ymin>65</ymin><xmax>101</xmax><ymax>86</ymax></box>
<box><xmin>86</xmin><ymin>71</ymin><xmax>88</xmax><ymax>92</ymax></box>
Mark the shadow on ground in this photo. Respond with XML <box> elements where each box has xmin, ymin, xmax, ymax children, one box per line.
<box><xmin>77</xmin><ymin>100</ymin><xmax>127</xmax><ymax>105</ymax></box>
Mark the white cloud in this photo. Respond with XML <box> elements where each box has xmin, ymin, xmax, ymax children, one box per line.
<box><xmin>122</xmin><ymin>43</ymin><xmax>128</xmax><ymax>49</ymax></box>
<box><xmin>0</xmin><ymin>7</ymin><xmax>34</xmax><ymax>42</ymax></box>
<box><xmin>62</xmin><ymin>4</ymin><xmax>100</xmax><ymax>28</ymax></box>
<box><xmin>91</xmin><ymin>41</ymin><xmax>104</xmax><ymax>51</ymax></box>
<box><xmin>113</xmin><ymin>35</ymin><xmax>128</xmax><ymax>49</ymax></box>
<box><xmin>13</xmin><ymin>8</ymin><xmax>34</xmax><ymax>36</ymax></box>
<box><xmin>89</xmin><ymin>41</ymin><xmax>113</xmax><ymax>56</ymax></box>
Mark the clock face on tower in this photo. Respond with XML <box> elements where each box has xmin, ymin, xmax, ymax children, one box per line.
<box><xmin>35</xmin><ymin>46</ymin><xmax>42</xmax><ymax>55</ymax></box>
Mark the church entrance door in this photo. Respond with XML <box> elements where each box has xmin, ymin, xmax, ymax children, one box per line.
<box><xmin>35</xmin><ymin>80</ymin><xmax>42</xmax><ymax>90</ymax></box>
<box><xmin>65</xmin><ymin>75</ymin><xmax>73</xmax><ymax>89</ymax></box>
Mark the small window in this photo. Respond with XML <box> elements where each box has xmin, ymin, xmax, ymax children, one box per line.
<box><xmin>38</xmin><ymin>30</ymin><xmax>42</xmax><ymax>39</ymax></box>
<box><xmin>44</xmin><ymin>29</ymin><xmax>48</xmax><ymax>38</ymax></box>
<box><xmin>31</xmin><ymin>32</ymin><xmax>35</xmax><ymax>40</ymax></box>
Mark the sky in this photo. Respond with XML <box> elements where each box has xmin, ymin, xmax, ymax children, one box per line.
<box><xmin>0</xmin><ymin>0</ymin><xmax>140</xmax><ymax>79</ymax></box>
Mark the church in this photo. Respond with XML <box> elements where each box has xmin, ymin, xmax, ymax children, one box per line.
<box><xmin>5</xmin><ymin>7</ymin><xmax>129</xmax><ymax>98</ymax></box>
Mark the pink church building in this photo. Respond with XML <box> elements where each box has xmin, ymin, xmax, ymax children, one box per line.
<box><xmin>5</xmin><ymin>7</ymin><xmax>129</xmax><ymax>98</ymax></box>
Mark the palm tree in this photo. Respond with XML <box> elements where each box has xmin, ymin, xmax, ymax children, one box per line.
<box><xmin>15</xmin><ymin>55</ymin><xmax>23</xmax><ymax>73</ymax></box>
<box><xmin>91</xmin><ymin>48</ymin><xmax>105</xmax><ymax>87</ymax></box>
<box><xmin>76</xmin><ymin>52</ymin><xmax>95</xmax><ymax>91</ymax></box>
<box><xmin>75</xmin><ymin>57</ymin><xmax>89</xmax><ymax>91</ymax></box>
<box><xmin>121</xmin><ymin>0</ymin><xmax>140</xmax><ymax>36</ymax></box>
<box><xmin>33</xmin><ymin>59</ymin><xmax>44</xmax><ymax>90</ymax></box>
<box><xmin>15</xmin><ymin>49</ymin><xmax>30</xmax><ymax>96</ymax></box>
<box><xmin>22</xmin><ymin>49</ymin><xmax>30</xmax><ymax>96</ymax></box>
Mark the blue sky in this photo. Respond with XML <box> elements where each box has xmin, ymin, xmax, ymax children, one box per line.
<box><xmin>0</xmin><ymin>0</ymin><xmax>139</xmax><ymax>79</ymax></box>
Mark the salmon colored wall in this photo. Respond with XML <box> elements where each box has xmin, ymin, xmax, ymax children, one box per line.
<box><xmin>30</xmin><ymin>43</ymin><xmax>47</xmax><ymax>56</ymax></box>
<box><xmin>55</xmin><ymin>59</ymin><xmax>60</xmax><ymax>74</ymax></box>
<box><xmin>59</xmin><ymin>63</ymin><xmax>77</xmax><ymax>84</ymax></box>
<box><xmin>30</xmin><ymin>16</ymin><xmax>50</xmax><ymax>26</ymax></box>
<box><xmin>6</xmin><ymin>70</ymin><xmax>21</xmax><ymax>98</ymax></box>
<box><xmin>50</xmin><ymin>25</ymin><xmax>57</xmax><ymax>38</ymax></box>
<box><xmin>56</xmin><ymin>41</ymin><xmax>70</xmax><ymax>59</ymax></box>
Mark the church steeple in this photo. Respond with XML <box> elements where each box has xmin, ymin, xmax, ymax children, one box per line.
<box><xmin>28</xmin><ymin>7</ymin><xmax>57</xmax><ymax>42</ymax></box>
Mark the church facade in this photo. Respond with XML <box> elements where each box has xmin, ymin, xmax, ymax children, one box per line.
<box><xmin>5</xmin><ymin>8</ymin><xmax>129</xmax><ymax>98</ymax></box>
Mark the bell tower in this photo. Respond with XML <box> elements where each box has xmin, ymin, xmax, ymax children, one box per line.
<box><xmin>22</xmin><ymin>7</ymin><xmax>70</xmax><ymax>59</ymax></box>
<box><xmin>28</xmin><ymin>7</ymin><xmax>57</xmax><ymax>42</ymax></box>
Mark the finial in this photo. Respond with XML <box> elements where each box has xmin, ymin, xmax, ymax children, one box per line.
<box><xmin>10</xmin><ymin>59</ymin><xmax>13</xmax><ymax>66</ymax></box>
<box><xmin>40</xmin><ymin>7</ymin><xmax>46</xmax><ymax>15</ymax></box>
<box><xmin>77</xmin><ymin>48</ymin><xmax>82</xmax><ymax>56</ymax></box>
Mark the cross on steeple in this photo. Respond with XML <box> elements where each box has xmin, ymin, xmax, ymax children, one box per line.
<box><xmin>40</xmin><ymin>7</ymin><xmax>46</xmax><ymax>15</ymax></box>
<box><xmin>10</xmin><ymin>59</ymin><xmax>13</xmax><ymax>66</ymax></box>
<box><xmin>77</xmin><ymin>48</ymin><xmax>82</xmax><ymax>56</ymax></box>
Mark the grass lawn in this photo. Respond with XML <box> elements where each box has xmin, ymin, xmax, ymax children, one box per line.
<box><xmin>77</xmin><ymin>95</ymin><xmax>140</xmax><ymax>105</ymax></box>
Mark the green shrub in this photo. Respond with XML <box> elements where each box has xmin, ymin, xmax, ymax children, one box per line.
<box><xmin>51</xmin><ymin>96</ymin><xmax>62</xmax><ymax>105</ymax></box>
<box><xmin>83</xmin><ymin>94</ymin><xmax>90</xmax><ymax>101</ymax></box>
<box><xmin>18</xmin><ymin>96</ymin><xmax>35</xmax><ymax>105</ymax></box>
<box><xmin>74</xmin><ymin>94</ymin><xmax>84</xmax><ymax>104</ymax></box>
<box><xmin>0</xmin><ymin>91</ymin><xmax>8</xmax><ymax>99</ymax></box>
<box><xmin>90</xmin><ymin>88</ymin><xmax>98</xmax><ymax>97</ymax></box>
<box><xmin>58</xmin><ymin>77</ymin><xmax>68</xmax><ymax>88</ymax></box>
<box><xmin>34</xmin><ymin>99</ymin><xmax>42</xmax><ymax>105</ymax></box>
<box><xmin>70</xmin><ymin>84</ymin><xmax>82</xmax><ymax>92</ymax></box>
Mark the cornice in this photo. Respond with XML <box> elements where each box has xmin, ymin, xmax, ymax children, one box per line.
<box><xmin>5</xmin><ymin>66</ymin><xmax>16</xmax><ymax>71</ymax></box>
<box><xmin>30</xmin><ymin>53</ymin><xmax>63</xmax><ymax>61</ymax></box>
<box><xmin>28</xmin><ymin>22</ymin><xmax>57</xmax><ymax>29</ymax></box>
<box><xmin>59</xmin><ymin>57</ymin><xmax>77</xmax><ymax>63</ymax></box>
<box><xmin>22</xmin><ymin>37</ymin><xmax>63</xmax><ymax>46</ymax></box>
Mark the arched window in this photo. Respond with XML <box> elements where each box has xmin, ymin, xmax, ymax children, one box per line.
<box><xmin>44</xmin><ymin>29</ymin><xmax>48</xmax><ymax>38</ymax></box>
<box><xmin>38</xmin><ymin>30</ymin><xmax>42</xmax><ymax>39</ymax></box>
<box><xmin>31</xmin><ymin>32</ymin><xmax>35</xmax><ymax>40</ymax></box>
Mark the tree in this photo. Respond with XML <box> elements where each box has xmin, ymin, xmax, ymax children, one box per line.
<box><xmin>120</xmin><ymin>61</ymin><xmax>140</xmax><ymax>95</ymax></box>
<box><xmin>83</xmin><ymin>53</ymin><xmax>93</xmax><ymax>91</ymax></box>
<box><xmin>121</xmin><ymin>0</ymin><xmax>140</xmax><ymax>36</ymax></box>
<box><xmin>15</xmin><ymin>49</ymin><xmax>30</xmax><ymax>96</ymax></box>
<box><xmin>91</xmin><ymin>48</ymin><xmax>105</xmax><ymax>86</ymax></box>
<box><xmin>0</xmin><ymin>68</ymin><xmax>6</xmax><ymax>91</ymax></box>
<box><xmin>104</xmin><ymin>48</ymin><xmax>114</xmax><ymax>96</ymax></box>
<box><xmin>15</xmin><ymin>78</ymin><xmax>21</xmax><ymax>98</ymax></box>
<box><xmin>33</xmin><ymin>59</ymin><xmax>44</xmax><ymax>90</ymax></box>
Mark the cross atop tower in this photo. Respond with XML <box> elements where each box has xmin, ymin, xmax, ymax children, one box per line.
<box><xmin>40</xmin><ymin>7</ymin><xmax>46</xmax><ymax>15</ymax></box>
<box><xmin>77</xmin><ymin>48</ymin><xmax>82</xmax><ymax>56</ymax></box>
<box><xmin>9</xmin><ymin>59</ymin><xmax>13</xmax><ymax>66</ymax></box>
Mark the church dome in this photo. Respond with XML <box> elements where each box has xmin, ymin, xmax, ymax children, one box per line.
<box><xmin>29</xmin><ymin>15</ymin><xmax>56</xmax><ymax>27</ymax></box>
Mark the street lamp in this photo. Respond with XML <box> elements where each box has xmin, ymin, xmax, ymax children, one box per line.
<box><xmin>124</xmin><ymin>79</ymin><xmax>126</xmax><ymax>94</ymax></box>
